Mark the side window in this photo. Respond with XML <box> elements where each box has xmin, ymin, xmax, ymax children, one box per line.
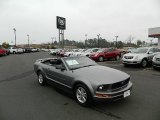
<box><xmin>155</xmin><ymin>48</ymin><xmax>160</xmax><ymax>52</ymax></box>
<box><xmin>55</xmin><ymin>59</ymin><xmax>66</xmax><ymax>70</ymax></box>
<box><xmin>49</xmin><ymin>59</ymin><xmax>57</xmax><ymax>66</ymax></box>
<box><xmin>43</xmin><ymin>59</ymin><xmax>57</xmax><ymax>66</ymax></box>
<box><xmin>153</xmin><ymin>48</ymin><xmax>157</xmax><ymax>53</ymax></box>
<box><xmin>56</xmin><ymin>59</ymin><xmax>62</xmax><ymax>65</ymax></box>
<box><xmin>43</xmin><ymin>60</ymin><xmax>51</xmax><ymax>65</ymax></box>
<box><xmin>93</xmin><ymin>49</ymin><xmax>98</xmax><ymax>52</ymax></box>
<box><xmin>104</xmin><ymin>49</ymin><xmax>108</xmax><ymax>53</ymax></box>
<box><xmin>108</xmin><ymin>48</ymin><xmax>113</xmax><ymax>52</ymax></box>
<box><xmin>149</xmin><ymin>48</ymin><xmax>154</xmax><ymax>53</ymax></box>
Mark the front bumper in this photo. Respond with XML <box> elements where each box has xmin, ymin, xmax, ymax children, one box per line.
<box><xmin>152</xmin><ymin>61</ymin><xmax>160</xmax><ymax>68</ymax></box>
<box><xmin>93</xmin><ymin>81</ymin><xmax>132</xmax><ymax>102</ymax></box>
<box><xmin>122</xmin><ymin>58</ymin><xmax>141</xmax><ymax>65</ymax></box>
<box><xmin>90</xmin><ymin>56</ymin><xmax>99</xmax><ymax>61</ymax></box>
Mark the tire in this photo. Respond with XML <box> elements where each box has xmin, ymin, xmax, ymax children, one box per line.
<box><xmin>98</xmin><ymin>56</ymin><xmax>104</xmax><ymax>62</ymax></box>
<box><xmin>141</xmin><ymin>59</ymin><xmax>148</xmax><ymax>68</ymax></box>
<box><xmin>75</xmin><ymin>84</ymin><xmax>92</xmax><ymax>107</ymax></box>
<box><xmin>37</xmin><ymin>71</ymin><xmax>46</xmax><ymax>86</ymax></box>
<box><xmin>13</xmin><ymin>51</ymin><xmax>16</xmax><ymax>54</ymax></box>
<box><xmin>115</xmin><ymin>55</ymin><xmax>120</xmax><ymax>61</ymax></box>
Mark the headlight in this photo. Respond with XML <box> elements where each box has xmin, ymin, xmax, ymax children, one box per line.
<box><xmin>97</xmin><ymin>85</ymin><xmax>106</xmax><ymax>92</ymax></box>
<box><xmin>152</xmin><ymin>56</ymin><xmax>156</xmax><ymax>61</ymax></box>
<box><xmin>94</xmin><ymin>53</ymin><xmax>99</xmax><ymax>57</ymax></box>
<box><xmin>97</xmin><ymin>85</ymin><xmax>104</xmax><ymax>91</ymax></box>
<box><xmin>99</xmin><ymin>85</ymin><xmax>104</xmax><ymax>90</ymax></box>
<box><xmin>134</xmin><ymin>56</ymin><xmax>139</xmax><ymax>60</ymax></box>
<box><xmin>97</xmin><ymin>85</ymin><xmax>109</xmax><ymax>91</ymax></box>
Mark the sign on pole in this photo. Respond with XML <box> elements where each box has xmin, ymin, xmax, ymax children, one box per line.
<box><xmin>56</xmin><ymin>16</ymin><xmax>66</xmax><ymax>30</ymax></box>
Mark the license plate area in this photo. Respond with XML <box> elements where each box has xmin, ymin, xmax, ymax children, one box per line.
<box><xmin>124</xmin><ymin>90</ymin><xmax>130</xmax><ymax>98</ymax></box>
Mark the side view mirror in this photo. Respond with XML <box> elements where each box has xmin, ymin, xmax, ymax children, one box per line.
<box><xmin>55</xmin><ymin>65</ymin><xmax>66</xmax><ymax>71</ymax></box>
<box><xmin>148</xmin><ymin>51</ymin><xmax>153</xmax><ymax>54</ymax></box>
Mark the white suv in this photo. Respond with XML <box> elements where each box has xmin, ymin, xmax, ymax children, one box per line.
<box><xmin>122</xmin><ymin>47</ymin><xmax>160</xmax><ymax>67</ymax></box>
<box><xmin>9</xmin><ymin>47</ymin><xmax>24</xmax><ymax>54</ymax></box>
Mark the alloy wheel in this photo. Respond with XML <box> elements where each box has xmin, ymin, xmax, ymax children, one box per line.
<box><xmin>38</xmin><ymin>74</ymin><xmax>43</xmax><ymax>84</ymax></box>
<box><xmin>116</xmin><ymin>56</ymin><xmax>120</xmax><ymax>60</ymax></box>
<box><xmin>142</xmin><ymin>59</ymin><xmax>147</xmax><ymax>67</ymax></box>
<box><xmin>76</xmin><ymin>87</ymin><xmax>87</xmax><ymax>104</ymax></box>
<box><xmin>99</xmin><ymin>56</ymin><xmax>104</xmax><ymax>62</ymax></box>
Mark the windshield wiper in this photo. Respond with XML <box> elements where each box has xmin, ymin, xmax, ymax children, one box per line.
<box><xmin>83</xmin><ymin>64</ymin><xmax>94</xmax><ymax>68</ymax></box>
<box><xmin>71</xmin><ymin>65</ymin><xmax>95</xmax><ymax>70</ymax></box>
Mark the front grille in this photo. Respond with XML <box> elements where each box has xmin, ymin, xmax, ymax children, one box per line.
<box><xmin>111</xmin><ymin>78</ymin><xmax>129</xmax><ymax>90</ymax></box>
<box><xmin>124</xmin><ymin>56</ymin><xmax>133</xmax><ymax>59</ymax></box>
<box><xmin>102</xmin><ymin>78</ymin><xmax>130</xmax><ymax>92</ymax></box>
<box><xmin>156</xmin><ymin>58</ymin><xmax>160</xmax><ymax>61</ymax></box>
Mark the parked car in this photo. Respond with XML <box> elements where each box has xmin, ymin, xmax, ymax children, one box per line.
<box><xmin>24</xmin><ymin>47</ymin><xmax>32</xmax><ymax>53</ymax></box>
<box><xmin>72</xmin><ymin>49</ymin><xmax>86</xmax><ymax>56</ymax></box>
<box><xmin>122</xmin><ymin>47</ymin><xmax>160</xmax><ymax>67</ymax></box>
<box><xmin>152</xmin><ymin>53</ymin><xmax>160</xmax><ymax>69</ymax></box>
<box><xmin>0</xmin><ymin>48</ymin><xmax>7</xmax><ymax>56</ymax></box>
<box><xmin>5</xmin><ymin>49</ymin><xmax>10</xmax><ymax>55</ymax></box>
<box><xmin>127</xmin><ymin>48</ymin><xmax>137</xmax><ymax>53</ymax></box>
<box><xmin>9</xmin><ymin>47</ymin><xmax>23</xmax><ymax>54</ymax></box>
<box><xmin>31</xmin><ymin>48</ymin><xmax>39</xmax><ymax>52</ymax></box>
<box><xmin>50</xmin><ymin>49</ymin><xmax>57</xmax><ymax>55</ymax></box>
<box><xmin>59</xmin><ymin>50</ymin><xmax>66</xmax><ymax>57</ymax></box>
<box><xmin>80</xmin><ymin>48</ymin><xmax>100</xmax><ymax>57</ymax></box>
<box><xmin>90</xmin><ymin>48</ymin><xmax>121</xmax><ymax>62</ymax></box>
<box><xmin>64</xmin><ymin>49</ymin><xmax>79</xmax><ymax>57</ymax></box>
<box><xmin>34</xmin><ymin>56</ymin><xmax>132</xmax><ymax>106</ymax></box>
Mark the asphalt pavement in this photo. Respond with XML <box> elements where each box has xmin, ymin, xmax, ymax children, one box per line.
<box><xmin>0</xmin><ymin>52</ymin><xmax>160</xmax><ymax>120</ymax></box>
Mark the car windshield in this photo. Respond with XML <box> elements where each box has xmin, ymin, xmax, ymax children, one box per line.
<box><xmin>63</xmin><ymin>57</ymin><xmax>97</xmax><ymax>70</ymax></box>
<box><xmin>84</xmin><ymin>49</ymin><xmax>93</xmax><ymax>52</ymax></box>
<box><xmin>133</xmin><ymin>48</ymin><xmax>148</xmax><ymax>53</ymax></box>
<box><xmin>128</xmin><ymin>48</ymin><xmax>137</xmax><ymax>53</ymax></box>
<box><xmin>97</xmin><ymin>48</ymin><xmax>106</xmax><ymax>53</ymax></box>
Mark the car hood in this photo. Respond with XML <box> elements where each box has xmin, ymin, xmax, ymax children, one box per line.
<box><xmin>154</xmin><ymin>54</ymin><xmax>160</xmax><ymax>58</ymax></box>
<box><xmin>72</xmin><ymin>65</ymin><xmax>130</xmax><ymax>85</ymax></box>
<box><xmin>65</xmin><ymin>52</ymin><xmax>73</xmax><ymax>54</ymax></box>
<box><xmin>124</xmin><ymin>53</ymin><xmax>146</xmax><ymax>58</ymax></box>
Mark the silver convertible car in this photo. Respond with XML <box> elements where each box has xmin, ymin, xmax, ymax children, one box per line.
<box><xmin>34</xmin><ymin>56</ymin><xmax>132</xmax><ymax>106</ymax></box>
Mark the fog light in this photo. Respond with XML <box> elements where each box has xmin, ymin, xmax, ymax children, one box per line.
<box><xmin>95</xmin><ymin>93</ymin><xmax>110</xmax><ymax>98</ymax></box>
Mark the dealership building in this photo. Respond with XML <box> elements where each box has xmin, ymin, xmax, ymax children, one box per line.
<box><xmin>148</xmin><ymin>27</ymin><xmax>160</xmax><ymax>47</ymax></box>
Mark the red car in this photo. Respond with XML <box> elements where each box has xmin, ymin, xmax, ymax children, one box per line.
<box><xmin>90</xmin><ymin>48</ymin><xmax>121</xmax><ymax>62</ymax></box>
<box><xmin>0</xmin><ymin>48</ymin><xmax>7</xmax><ymax>56</ymax></box>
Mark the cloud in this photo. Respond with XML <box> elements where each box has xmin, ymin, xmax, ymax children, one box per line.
<box><xmin>0</xmin><ymin>0</ymin><xmax>159</xmax><ymax>44</ymax></box>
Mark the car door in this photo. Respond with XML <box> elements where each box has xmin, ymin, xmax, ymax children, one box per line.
<box><xmin>105</xmin><ymin>48</ymin><xmax>114</xmax><ymax>58</ymax></box>
<box><xmin>47</xmin><ymin>59</ymin><xmax>74</xmax><ymax>88</ymax></box>
<box><xmin>147</xmin><ymin>48</ymin><xmax>156</xmax><ymax>62</ymax></box>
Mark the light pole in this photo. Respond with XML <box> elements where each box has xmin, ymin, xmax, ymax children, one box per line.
<box><xmin>13</xmin><ymin>28</ymin><xmax>16</xmax><ymax>47</ymax></box>
<box><xmin>150</xmin><ymin>39</ymin><xmax>153</xmax><ymax>46</ymax></box>
<box><xmin>115</xmin><ymin>36</ymin><xmax>118</xmax><ymax>48</ymax></box>
<box><xmin>97</xmin><ymin>34</ymin><xmax>100</xmax><ymax>48</ymax></box>
<box><xmin>85</xmin><ymin>34</ymin><xmax>87</xmax><ymax>47</ymax></box>
<box><xmin>51</xmin><ymin>37</ymin><xmax>54</xmax><ymax>48</ymax></box>
<box><xmin>27</xmin><ymin>34</ymin><xmax>30</xmax><ymax>47</ymax></box>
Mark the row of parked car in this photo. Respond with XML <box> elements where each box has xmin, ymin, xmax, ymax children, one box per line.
<box><xmin>0</xmin><ymin>47</ymin><xmax>39</xmax><ymax>56</ymax></box>
<box><xmin>122</xmin><ymin>47</ymin><xmax>160</xmax><ymax>69</ymax></box>
<box><xmin>49</xmin><ymin>47</ymin><xmax>160</xmax><ymax>69</ymax></box>
<box><xmin>49</xmin><ymin>48</ymin><xmax>122</xmax><ymax>61</ymax></box>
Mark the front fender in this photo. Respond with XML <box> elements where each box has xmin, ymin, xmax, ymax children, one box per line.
<box><xmin>72</xmin><ymin>80</ymin><xmax>95</xmax><ymax>96</ymax></box>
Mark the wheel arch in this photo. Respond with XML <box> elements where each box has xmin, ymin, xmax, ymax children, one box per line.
<box><xmin>72</xmin><ymin>81</ymin><xmax>94</xmax><ymax>96</ymax></box>
<box><xmin>141</xmin><ymin>57</ymin><xmax>148</xmax><ymax>62</ymax></box>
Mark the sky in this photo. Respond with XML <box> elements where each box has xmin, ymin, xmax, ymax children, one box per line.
<box><xmin>0</xmin><ymin>0</ymin><xmax>160</xmax><ymax>45</ymax></box>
